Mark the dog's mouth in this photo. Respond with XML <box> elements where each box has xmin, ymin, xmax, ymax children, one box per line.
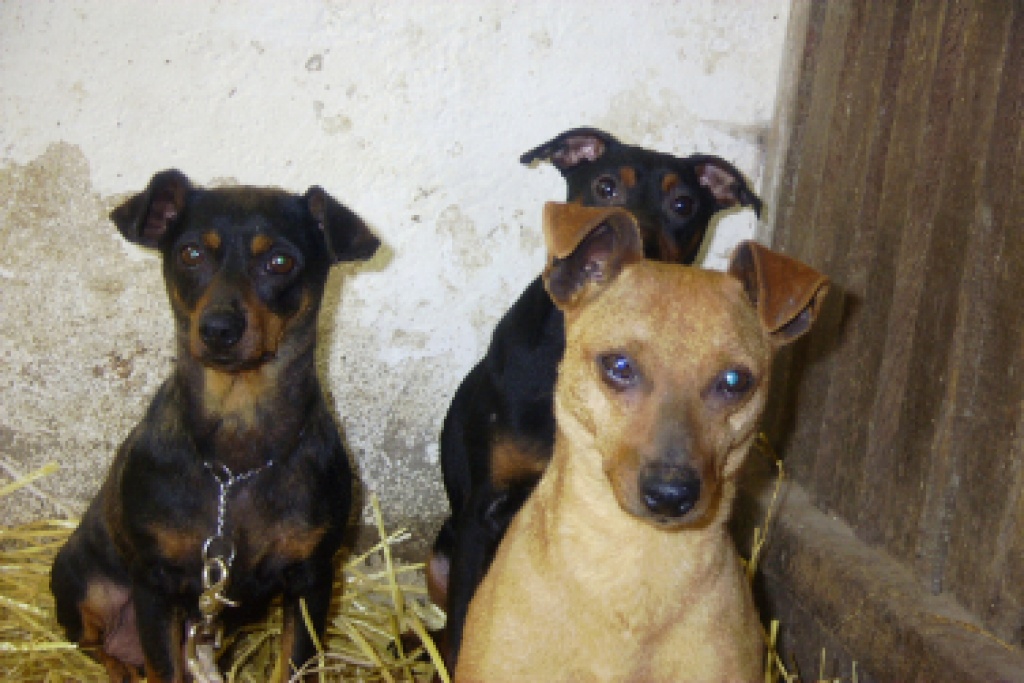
<box><xmin>638</xmin><ymin>491</ymin><xmax>716</xmax><ymax>531</ymax></box>
<box><xmin>639</xmin><ymin>499</ymin><xmax>710</xmax><ymax>531</ymax></box>
<box><xmin>198</xmin><ymin>350</ymin><xmax>277</xmax><ymax>373</ymax></box>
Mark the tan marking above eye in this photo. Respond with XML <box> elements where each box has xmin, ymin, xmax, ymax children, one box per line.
<box><xmin>251</xmin><ymin>234</ymin><xmax>273</xmax><ymax>255</ymax></box>
<box><xmin>620</xmin><ymin>166</ymin><xmax>637</xmax><ymax>189</ymax></box>
<box><xmin>661</xmin><ymin>173</ymin><xmax>680</xmax><ymax>193</ymax></box>
<box><xmin>202</xmin><ymin>231</ymin><xmax>221</xmax><ymax>251</ymax></box>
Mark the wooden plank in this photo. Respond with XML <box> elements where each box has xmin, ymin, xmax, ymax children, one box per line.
<box><xmin>805</xmin><ymin>1</ymin><xmax>900</xmax><ymax>519</ymax></box>
<box><xmin>940</xmin><ymin>1</ymin><xmax>1024</xmax><ymax>642</ymax></box>
<box><xmin>757</xmin><ymin>480</ymin><xmax>1024</xmax><ymax>680</ymax></box>
<box><xmin>819</xmin><ymin>0</ymin><xmax>917</xmax><ymax>527</ymax></box>
<box><xmin>982</xmin><ymin>4</ymin><xmax>1024</xmax><ymax>643</ymax></box>
<box><xmin>905</xmin><ymin>0</ymin><xmax>1009</xmax><ymax>588</ymax></box>
<box><xmin>850</xmin><ymin>0</ymin><xmax>951</xmax><ymax>548</ymax></box>
<box><xmin>760</xmin><ymin>0</ymin><xmax>830</xmax><ymax>454</ymax></box>
<box><xmin>766</xmin><ymin>1</ymin><xmax>863</xmax><ymax>489</ymax></box>
<box><xmin>855</xmin><ymin>0</ymin><xmax>962</xmax><ymax>561</ymax></box>
<box><xmin>787</xmin><ymin>0</ymin><xmax>878</xmax><ymax>503</ymax></box>
<box><xmin>768</xmin><ymin>0</ymin><xmax>830</xmax><ymax>236</ymax></box>
<box><xmin>770</xmin><ymin>0</ymin><xmax>842</xmax><ymax>256</ymax></box>
<box><xmin>759</xmin><ymin>0</ymin><xmax>1024</xmax><ymax>656</ymax></box>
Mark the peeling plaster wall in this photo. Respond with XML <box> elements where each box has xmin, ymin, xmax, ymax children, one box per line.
<box><xmin>0</xmin><ymin>1</ymin><xmax>791</xmax><ymax>555</ymax></box>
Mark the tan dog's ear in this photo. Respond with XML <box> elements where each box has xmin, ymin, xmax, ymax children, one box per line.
<box><xmin>542</xmin><ymin>202</ymin><xmax>642</xmax><ymax>310</ymax></box>
<box><xmin>728</xmin><ymin>241</ymin><xmax>830</xmax><ymax>345</ymax></box>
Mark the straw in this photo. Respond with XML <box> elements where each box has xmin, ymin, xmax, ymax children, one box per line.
<box><xmin>0</xmin><ymin>465</ymin><xmax>446</xmax><ymax>682</ymax></box>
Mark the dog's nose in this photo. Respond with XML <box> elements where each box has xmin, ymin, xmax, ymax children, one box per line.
<box><xmin>199</xmin><ymin>309</ymin><xmax>246</xmax><ymax>351</ymax></box>
<box><xmin>640</xmin><ymin>469</ymin><xmax>701</xmax><ymax>519</ymax></box>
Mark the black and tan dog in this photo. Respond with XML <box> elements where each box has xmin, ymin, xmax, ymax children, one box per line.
<box><xmin>457</xmin><ymin>203</ymin><xmax>828</xmax><ymax>682</ymax></box>
<box><xmin>431</xmin><ymin>128</ymin><xmax>763</xmax><ymax>664</ymax></box>
<box><xmin>50</xmin><ymin>170</ymin><xmax>379</xmax><ymax>682</ymax></box>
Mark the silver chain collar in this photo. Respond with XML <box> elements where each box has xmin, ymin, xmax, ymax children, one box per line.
<box><xmin>201</xmin><ymin>459</ymin><xmax>274</xmax><ymax>567</ymax></box>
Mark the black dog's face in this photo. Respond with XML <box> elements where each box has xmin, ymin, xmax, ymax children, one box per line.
<box><xmin>110</xmin><ymin>170</ymin><xmax>379</xmax><ymax>372</ymax></box>
<box><xmin>163</xmin><ymin>190</ymin><xmax>331</xmax><ymax>370</ymax></box>
<box><xmin>521</xmin><ymin>128</ymin><xmax>762</xmax><ymax>265</ymax></box>
<box><xmin>562</xmin><ymin>148</ymin><xmax>728</xmax><ymax>264</ymax></box>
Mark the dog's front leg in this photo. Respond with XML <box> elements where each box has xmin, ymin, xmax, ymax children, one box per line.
<box><xmin>274</xmin><ymin>558</ymin><xmax>336</xmax><ymax>682</ymax></box>
<box><xmin>133</xmin><ymin>580</ymin><xmax>186</xmax><ymax>683</ymax></box>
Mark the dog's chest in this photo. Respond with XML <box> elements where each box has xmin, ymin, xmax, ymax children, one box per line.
<box><xmin>129</xmin><ymin>455</ymin><xmax>335</xmax><ymax>581</ymax></box>
<box><xmin>225</xmin><ymin>486</ymin><xmax>330</xmax><ymax>568</ymax></box>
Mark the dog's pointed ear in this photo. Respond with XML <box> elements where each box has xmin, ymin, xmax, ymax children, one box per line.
<box><xmin>690</xmin><ymin>155</ymin><xmax>763</xmax><ymax>218</ymax></box>
<box><xmin>542</xmin><ymin>202</ymin><xmax>642</xmax><ymax>310</ymax></box>
<box><xmin>304</xmin><ymin>187</ymin><xmax>380</xmax><ymax>263</ymax></box>
<box><xmin>728</xmin><ymin>241</ymin><xmax>829</xmax><ymax>345</ymax></box>
<box><xmin>520</xmin><ymin>127</ymin><xmax>620</xmax><ymax>172</ymax></box>
<box><xmin>109</xmin><ymin>170</ymin><xmax>192</xmax><ymax>248</ymax></box>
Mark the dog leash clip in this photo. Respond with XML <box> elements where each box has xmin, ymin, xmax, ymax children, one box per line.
<box><xmin>186</xmin><ymin>621</ymin><xmax>225</xmax><ymax>683</ymax></box>
<box><xmin>187</xmin><ymin>460</ymin><xmax>270</xmax><ymax>681</ymax></box>
<box><xmin>186</xmin><ymin>553</ymin><xmax>238</xmax><ymax>683</ymax></box>
<box><xmin>198</xmin><ymin>553</ymin><xmax>239</xmax><ymax>616</ymax></box>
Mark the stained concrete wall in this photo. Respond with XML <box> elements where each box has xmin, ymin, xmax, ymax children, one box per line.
<box><xmin>0</xmin><ymin>1</ymin><xmax>791</xmax><ymax>554</ymax></box>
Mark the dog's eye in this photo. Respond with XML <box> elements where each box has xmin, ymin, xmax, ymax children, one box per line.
<box><xmin>711</xmin><ymin>367</ymin><xmax>755</xmax><ymax>400</ymax></box>
<box><xmin>179</xmin><ymin>244</ymin><xmax>204</xmax><ymax>268</ymax></box>
<box><xmin>666</xmin><ymin>188</ymin><xmax>697</xmax><ymax>218</ymax></box>
<box><xmin>592</xmin><ymin>175</ymin><xmax>624</xmax><ymax>204</ymax></box>
<box><xmin>598</xmin><ymin>353</ymin><xmax>640</xmax><ymax>389</ymax></box>
<box><xmin>266</xmin><ymin>253</ymin><xmax>296</xmax><ymax>275</ymax></box>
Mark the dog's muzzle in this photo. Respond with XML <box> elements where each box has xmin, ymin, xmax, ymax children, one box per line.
<box><xmin>639</xmin><ymin>463</ymin><xmax>701</xmax><ymax>519</ymax></box>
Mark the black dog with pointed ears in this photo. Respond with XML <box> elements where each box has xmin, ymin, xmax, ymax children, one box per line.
<box><xmin>50</xmin><ymin>170</ymin><xmax>379</xmax><ymax>682</ymax></box>
<box><xmin>432</xmin><ymin>127</ymin><xmax>763</xmax><ymax>666</ymax></box>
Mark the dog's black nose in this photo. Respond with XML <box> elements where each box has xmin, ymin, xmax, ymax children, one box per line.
<box><xmin>640</xmin><ymin>470</ymin><xmax>701</xmax><ymax>519</ymax></box>
<box><xmin>199</xmin><ymin>309</ymin><xmax>246</xmax><ymax>351</ymax></box>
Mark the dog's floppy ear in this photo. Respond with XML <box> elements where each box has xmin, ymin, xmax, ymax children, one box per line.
<box><xmin>542</xmin><ymin>202</ymin><xmax>642</xmax><ymax>310</ymax></box>
<box><xmin>109</xmin><ymin>169</ymin><xmax>192</xmax><ymax>248</ymax></box>
<box><xmin>690</xmin><ymin>155</ymin><xmax>763</xmax><ymax>218</ymax></box>
<box><xmin>304</xmin><ymin>187</ymin><xmax>380</xmax><ymax>263</ymax></box>
<box><xmin>520</xmin><ymin>127</ymin><xmax>620</xmax><ymax>172</ymax></box>
<box><xmin>728</xmin><ymin>241</ymin><xmax>829</xmax><ymax>345</ymax></box>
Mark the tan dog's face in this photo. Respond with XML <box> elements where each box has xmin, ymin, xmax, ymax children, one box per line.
<box><xmin>558</xmin><ymin>262</ymin><xmax>772</xmax><ymax>529</ymax></box>
<box><xmin>542</xmin><ymin>201</ymin><xmax>828</xmax><ymax>530</ymax></box>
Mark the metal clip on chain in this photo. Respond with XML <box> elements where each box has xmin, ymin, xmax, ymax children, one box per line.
<box><xmin>185</xmin><ymin>460</ymin><xmax>270</xmax><ymax>683</ymax></box>
<box><xmin>187</xmin><ymin>553</ymin><xmax>238</xmax><ymax>683</ymax></box>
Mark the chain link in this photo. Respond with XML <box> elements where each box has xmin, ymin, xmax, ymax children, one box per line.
<box><xmin>203</xmin><ymin>460</ymin><xmax>274</xmax><ymax>541</ymax></box>
<box><xmin>185</xmin><ymin>459</ymin><xmax>273</xmax><ymax>680</ymax></box>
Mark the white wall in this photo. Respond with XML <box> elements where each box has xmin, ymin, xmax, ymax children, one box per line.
<box><xmin>0</xmin><ymin>0</ymin><xmax>791</xmax><ymax>549</ymax></box>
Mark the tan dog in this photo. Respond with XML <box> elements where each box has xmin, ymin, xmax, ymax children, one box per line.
<box><xmin>456</xmin><ymin>202</ymin><xmax>829</xmax><ymax>682</ymax></box>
